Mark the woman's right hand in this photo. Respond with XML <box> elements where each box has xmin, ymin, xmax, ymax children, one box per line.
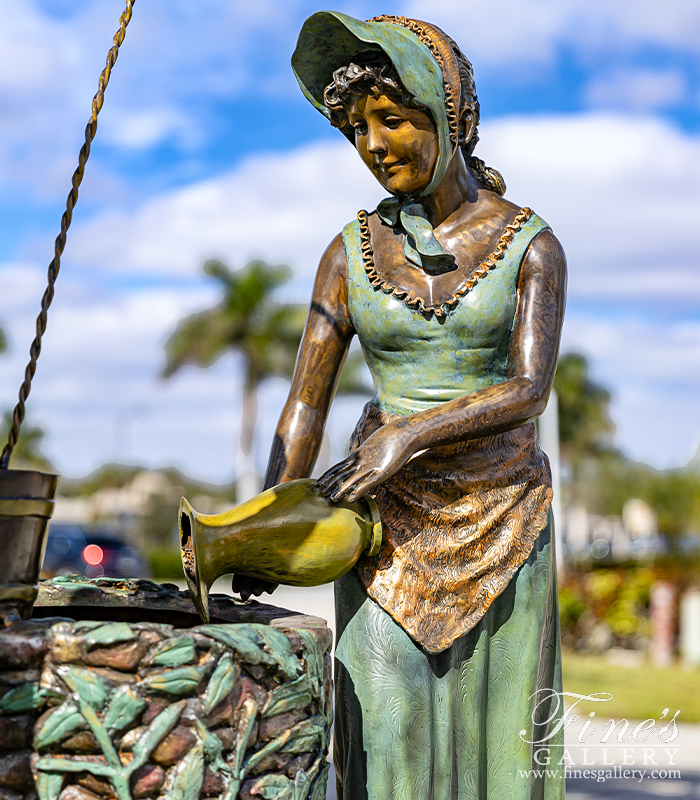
<box><xmin>231</xmin><ymin>574</ymin><xmax>279</xmax><ymax>602</ymax></box>
<box><xmin>315</xmin><ymin>419</ymin><xmax>413</xmax><ymax>502</ymax></box>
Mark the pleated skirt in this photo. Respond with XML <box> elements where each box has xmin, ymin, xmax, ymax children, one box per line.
<box><xmin>333</xmin><ymin>515</ymin><xmax>565</xmax><ymax>800</ymax></box>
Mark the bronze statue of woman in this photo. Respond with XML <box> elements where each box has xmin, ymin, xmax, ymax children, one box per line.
<box><xmin>239</xmin><ymin>12</ymin><xmax>567</xmax><ymax>798</ymax></box>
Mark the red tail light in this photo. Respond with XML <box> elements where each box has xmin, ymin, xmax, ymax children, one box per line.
<box><xmin>83</xmin><ymin>544</ymin><xmax>104</xmax><ymax>566</ymax></box>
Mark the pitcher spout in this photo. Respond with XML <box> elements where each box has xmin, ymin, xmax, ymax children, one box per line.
<box><xmin>178</xmin><ymin>496</ymin><xmax>207</xmax><ymax>621</ymax></box>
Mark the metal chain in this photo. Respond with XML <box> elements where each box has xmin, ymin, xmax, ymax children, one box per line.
<box><xmin>0</xmin><ymin>0</ymin><xmax>136</xmax><ymax>469</ymax></box>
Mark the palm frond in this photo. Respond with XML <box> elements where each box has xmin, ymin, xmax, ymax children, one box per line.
<box><xmin>162</xmin><ymin>260</ymin><xmax>304</xmax><ymax>384</ymax></box>
<box><xmin>162</xmin><ymin>307</ymin><xmax>234</xmax><ymax>378</ymax></box>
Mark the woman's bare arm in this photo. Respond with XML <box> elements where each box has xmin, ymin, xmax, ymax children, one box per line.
<box><xmin>232</xmin><ymin>233</ymin><xmax>353</xmax><ymax>600</ymax></box>
<box><xmin>316</xmin><ymin>228</ymin><xmax>567</xmax><ymax>502</ymax></box>
<box><xmin>263</xmin><ymin>233</ymin><xmax>355</xmax><ymax>489</ymax></box>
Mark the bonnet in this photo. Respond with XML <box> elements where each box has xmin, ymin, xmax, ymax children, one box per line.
<box><xmin>292</xmin><ymin>12</ymin><xmax>466</xmax><ymax>273</ymax></box>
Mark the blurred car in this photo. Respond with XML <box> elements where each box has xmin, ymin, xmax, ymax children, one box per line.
<box><xmin>42</xmin><ymin>522</ymin><xmax>149</xmax><ymax>579</ymax></box>
<box><xmin>79</xmin><ymin>528</ymin><xmax>149</xmax><ymax>578</ymax></box>
<box><xmin>41</xmin><ymin>522</ymin><xmax>88</xmax><ymax>577</ymax></box>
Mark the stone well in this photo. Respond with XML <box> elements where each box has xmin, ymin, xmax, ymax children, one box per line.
<box><xmin>0</xmin><ymin>576</ymin><xmax>332</xmax><ymax>800</ymax></box>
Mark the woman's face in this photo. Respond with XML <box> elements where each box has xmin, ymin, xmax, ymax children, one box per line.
<box><xmin>347</xmin><ymin>93</ymin><xmax>438</xmax><ymax>196</ymax></box>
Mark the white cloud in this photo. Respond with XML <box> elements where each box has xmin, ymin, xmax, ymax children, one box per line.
<box><xmin>0</xmin><ymin>263</ymin><xmax>48</xmax><ymax>309</ymax></box>
<box><xmin>0</xmin><ymin>267</ymin><xmax>236</xmax><ymax>480</ymax></box>
<box><xmin>68</xmin><ymin>140</ymin><xmax>385</xmax><ymax>281</ymax></box>
<box><xmin>2</xmin><ymin>0</ymin><xmax>699</xmax><ymax>488</ymax></box>
<box><xmin>0</xmin><ymin>0</ymin><xmax>380</xmax><ymax>200</ymax></box>
<box><xmin>67</xmin><ymin>112</ymin><xmax>700</xmax><ymax>309</ymax></box>
<box><xmin>3</xmin><ymin>0</ymin><xmax>698</xmax><ymax>210</ymax></box>
<box><xmin>3</xmin><ymin>111</ymin><xmax>700</xmax><ymax>479</ymax></box>
<box><xmin>407</xmin><ymin>0</ymin><xmax>570</xmax><ymax>68</ymax></box>
<box><xmin>595</xmin><ymin>0</ymin><xmax>700</xmax><ymax>51</ymax></box>
<box><xmin>404</xmin><ymin>0</ymin><xmax>700</xmax><ymax>66</ymax></box>
<box><xmin>477</xmin><ymin>110</ymin><xmax>700</xmax><ymax>460</ymax></box>
<box><xmin>100</xmin><ymin>108</ymin><xmax>202</xmax><ymax>150</ymax></box>
<box><xmin>477</xmin><ymin>113</ymin><xmax>700</xmax><ymax>309</ymax></box>
<box><xmin>585</xmin><ymin>68</ymin><xmax>688</xmax><ymax>112</ymax></box>
<box><xmin>561</xmin><ymin>315</ymin><xmax>700</xmax><ymax>467</ymax></box>
<box><xmin>0</xmin><ymin>0</ymin><xmax>127</xmax><ymax>197</ymax></box>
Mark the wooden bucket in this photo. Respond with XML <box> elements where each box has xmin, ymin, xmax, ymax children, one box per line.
<box><xmin>0</xmin><ymin>469</ymin><xmax>58</xmax><ymax>622</ymax></box>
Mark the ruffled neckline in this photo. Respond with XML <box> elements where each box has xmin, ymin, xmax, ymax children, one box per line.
<box><xmin>357</xmin><ymin>206</ymin><xmax>534</xmax><ymax>321</ymax></box>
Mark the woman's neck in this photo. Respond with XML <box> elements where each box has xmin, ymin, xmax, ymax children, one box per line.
<box><xmin>420</xmin><ymin>152</ymin><xmax>480</xmax><ymax>228</ymax></box>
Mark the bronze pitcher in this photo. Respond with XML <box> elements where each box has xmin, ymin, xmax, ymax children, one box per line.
<box><xmin>179</xmin><ymin>478</ymin><xmax>381</xmax><ymax>622</ymax></box>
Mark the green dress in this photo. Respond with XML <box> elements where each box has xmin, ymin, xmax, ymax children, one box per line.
<box><xmin>333</xmin><ymin>208</ymin><xmax>565</xmax><ymax>800</ymax></box>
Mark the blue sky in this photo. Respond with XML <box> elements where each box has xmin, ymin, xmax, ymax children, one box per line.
<box><xmin>1</xmin><ymin>0</ymin><xmax>700</xmax><ymax>482</ymax></box>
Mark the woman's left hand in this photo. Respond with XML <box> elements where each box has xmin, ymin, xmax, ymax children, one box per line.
<box><xmin>315</xmin><ymin>422</ymin><xmax>413</xmax><ymax>502</ymax></box>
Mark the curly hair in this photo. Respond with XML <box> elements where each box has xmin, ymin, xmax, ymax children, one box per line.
<box><xmin>323</xmin><ymin>50</ymin><xmax>423</xmax><ymax>129</ymax></box>
<box><xmin>323</xmin><ymin>47</ymin><xmax>506</xmax><ymax>196</ymax></box>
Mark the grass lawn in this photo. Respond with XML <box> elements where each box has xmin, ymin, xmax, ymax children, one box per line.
<box><xmin>562</xmin><ymin>650</ymin><xmax>700</xmax><ymax>723</ymax></box>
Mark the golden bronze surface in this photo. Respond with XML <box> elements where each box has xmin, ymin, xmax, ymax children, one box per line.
<box><xmin>284</xmin><ymin>14</ymin><xmax>567</xmax><ymax>796</ymax></box>
<box><xmin>348</xmin><ymin>93</ymin><xmax>439</xmax><ymax>197</ymax></box>
<box><xmin>234</xmin><ymin>15</ymin><xmax>567</xmax><ymax>609</ymax></box>
<box><xmin>351</xmin><ymin>404</ymin><xmax>552</xmax><ymax>653</ymax></box>
<box><xmin>0</xmin><ymin>497</ymin><xmax>55</xmax><ymax>518</ymax></box>
<box><xmin>263</xmin><ymin>194</ymin><xmax>565</xmax><ymax>505</ymax></box>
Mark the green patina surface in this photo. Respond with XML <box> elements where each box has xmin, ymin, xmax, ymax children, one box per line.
<box><xmin>31</xmin><ymin>619</ymin><xmax>329</xmax><ymax>799</ymax></box>
<box><xmin>343</xmin><ymin>213</ymin><xmax>550</xmax><ymax>416</ymax></box>
<box><xmin>334</xmin><ymin>517</ymin><xmax>564</xmax><ymax>799</ymax></box>
<box><xmin>148</xmin><ymin>635</ymin><xmax>197</xmax><ymax>667</ymax></box>
<box><xmin>333</xmin><ymin>212</ymin><xmax>561</xmax><ymax>797</ymax></box>
<box><xmin>0</xmin><ymin>577</ymin><xmax>332</xmax><ymax>800</ymax></box>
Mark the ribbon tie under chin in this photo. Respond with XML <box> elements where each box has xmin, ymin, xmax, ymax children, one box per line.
<box><xmin>377</xmin><ymin>197</ymin><xmax>456</xmax><ymax>275</ymax></box>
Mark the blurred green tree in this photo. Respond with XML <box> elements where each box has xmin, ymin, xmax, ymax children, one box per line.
<box><xmin>642</xmin><ymin>469</ymin><xmax>700</xmax><ymax>539</ymax></box>
<box><xmin>553</xmin><ymin>354</ymin><xmax>700</xmax><ymax>547</ymax></box>
<box><xmin>1</xmin><ymin>326</ymin><xmax>53</xmax><ymax>470</ymax></box>
<box><xmin>0</xmin><ymin>411</ymin><xmax>53</xmax><ymax>471</ymax></box>
<box><xmin>554</xmin><ymin>353</ymin><xmax>615</xmax><ymax>468</ymax></box>
<box><xmin>162</xmin><ymin>260</ymin><xmax>370</xmax><ymax>490</ymax></box>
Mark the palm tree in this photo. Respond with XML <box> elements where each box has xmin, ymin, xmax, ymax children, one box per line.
<box><xmin>553</xmin><ymin>352</ymin><xmax>614</xmax><ymax>468</ymax></box>
<box><xmin>163</xmin><ymin>260</ymin><xmax>370</xmax><ymax>497</ymax></box>
<box><xmin>163</xmin><ymin>260</ymin><xmax>304</xmax><ymax>495</ymax></box>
